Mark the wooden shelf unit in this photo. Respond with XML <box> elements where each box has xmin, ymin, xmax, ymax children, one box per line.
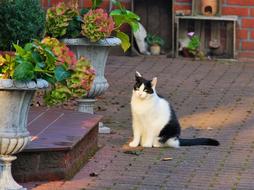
<box><xmin>175</xmin><ymin>15</ymin><xmax>238</xmax><ymax>59</ymax></box>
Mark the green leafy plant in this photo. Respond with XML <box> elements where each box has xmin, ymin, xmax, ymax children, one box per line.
<box><xmin>186</xmin><ymin>34</ymin><xmax>204</xmax><ymax>59</ymax></box>
<box><xmin>187</xmin><ymin>35</ymin><xmax>200</xmax><ymax>55</ymax></box>
<box><xmin>44</xmin><ymin>57</ymin><xmax>95</xmax><ymax>105</ymax></box>
<box><xmin>110</xmin><ymin>0</ymin><xmax>140</xmax><ymax>51</ymax></box>
<box><xmin>45</xmin><ymin>0</ymin><xmax>140</xmax><ymax>52</ymax></box>
<box><xmin>145</xmin><ymin>33</ymin><xmax>165</xmax><ymax>47</ymax></box>
<box><xmin>0</xmin><ymin>37</ymin><xmax>95</xmax><ymax>106</ymax></box>
<box><xmin>0</xmin><ymin>54</ymin><xmax>16</xmax><ymax>79</ymax></box>
<box><xmin>0</xmin><ymin>0</ymin><xmax>45</xmax><ymax>51</ymax></box>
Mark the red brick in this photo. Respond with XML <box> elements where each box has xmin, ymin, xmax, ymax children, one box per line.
<box><xmin>176</xmin><ymin>0</ymin><xmax>191</xmax><ymax>2</ymax></box>
<box><xmin>242</xmin><ymin>41</ymin><xmax>254</xmax><ymax>50</ymax></box>
<box><xmin>83</xmin><ymin>0</ymin><xmax>92</xmax><ymax>8</ymax></box>
<box><xmin>222</xmin><ymin>7</ymin><xmax>249</xmax><ymax>16</ymax></box>
<box><xmin>41</xmin><ymin>0</ymin><xmax>48</xmax><ymax>8</ymax></box>
<box><xmin>227</xmin><ymin>0</ymin><xmax>254</xmax><ymax>6</ymax></box>
<box><xmin>242</xmin><ymin>18</ymin><xmax>254</xmax><ymax>28</ymax></box>
<box><xmin>83</xmin><ymin>0</ymin><xmax>110</xmax><ymax>9</ymax></box>
<box><xmin>238</xmin><ymin>51</ymin><xmax>254</xmax><ymax>58</ymax></box>
<box><xmin>250</xmin><ymin>8</ymin><xmax>254</xmax><ymax>17</ymax></box>
<box><xmin>251</xmin><ymin>31</ymin><xmax>254</xmax><ymax>39</ymax></box>
<box><xmin>237</xmin><ymin>29</ymin><xmax>248</xmax><ymax>39</ymax></box>
<box><xmin>50</xmin><ymin>0</ymin><xmax>63</xmax><ymax>6</ymax></box>
<box><xmin>174</xmin><ymin>4</ymin><xmax>191</xmax><ymax>11</ymax></box>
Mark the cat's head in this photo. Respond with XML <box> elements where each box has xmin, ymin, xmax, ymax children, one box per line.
<box><xmin>133</xmin><ymin>71</ymin><xmax>157</xmax><ymax>99</ymax></box>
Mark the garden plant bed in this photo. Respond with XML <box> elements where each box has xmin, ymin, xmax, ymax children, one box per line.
<box><xmin>12</xmin><ymin>107</ymin><xmax>102</xmax><ymax>182</ymax></box>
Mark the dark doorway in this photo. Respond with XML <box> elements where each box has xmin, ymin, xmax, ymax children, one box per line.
<box><xmin>134</xmin><ymin>0</ymin><xmax>173</xmax><ymax>53</ymax></box>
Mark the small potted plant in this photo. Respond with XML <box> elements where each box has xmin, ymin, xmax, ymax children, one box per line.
<box><xmin>145</xmin><ymin>33</ymin><xmax>165</xmax><ymax>55</ymax></box>
<box><xmin>0</xmin><ymin>37</ymin><xmax>94</xmax><ymax>190</ymax></box>
<box><xmin>181</xmin><ymin>32</ymin><xmax>204</xmax><ymax>59</ymax></box>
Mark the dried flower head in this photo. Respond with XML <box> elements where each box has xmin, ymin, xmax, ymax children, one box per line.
<box><xmin>81</xmin><ymin>8</ymin><xmax>115</xmax><ymax>42</ymax></box>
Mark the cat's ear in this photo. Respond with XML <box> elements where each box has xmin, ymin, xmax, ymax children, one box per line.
<box><xmin>136</xmin><ymin>71</ymin><xmax>142</xmax><ymax>77</ymax></box>
<box><xmin>135</xmin><ymin>71</ymin><xmax>142</xmax><ymax>81</ymax></box>
<box><xmin>151</xmin><ymin>77</ymin><xmax>157</xmax><ymax>88</ymax></box>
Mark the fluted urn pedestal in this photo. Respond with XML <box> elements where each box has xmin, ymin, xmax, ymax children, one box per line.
<box><xmin>0</xmin><ymin>79</ymin><xmax>48</xmax><ymax>190</ymax></box>
<box><xmin>62</xmin><ymin>38</ymin><xmax>121</xmax><ymax>133</ymax></box>
<box><xmin>62</xmin><ymin>37</ymin><xmax>121</xmax><ymax>112</ymax></box>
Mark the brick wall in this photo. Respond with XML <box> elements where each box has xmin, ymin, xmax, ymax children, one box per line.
<box><xmin>42</xmin><ymin>0</ymin><xmax>254</xmax><ymax>59</ymax></box>
<box><xmin>41</xmin><ymin>0</ymin><xmax>131</xmax><ymax>10</ymax></box>
<box><xmin>175</xmin><ymin>0</ymin><xmax>254</xmax><ymax>59</ymax></box>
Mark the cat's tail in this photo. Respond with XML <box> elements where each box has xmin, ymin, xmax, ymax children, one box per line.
<box><xmin>179</xmin><ymin>138</ymin><xmax>220</xmax><ymax>146</ymax></box>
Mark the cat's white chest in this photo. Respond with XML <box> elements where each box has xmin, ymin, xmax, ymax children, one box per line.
<box><xmin>131</xmin><ymin>97</ymin><xmax>155</xmax><ymax>115</ymax></box>
<box><xmin>131</xmin><ymin>94</ymin><xmax>171</xmax><ymax>126</ymax></box>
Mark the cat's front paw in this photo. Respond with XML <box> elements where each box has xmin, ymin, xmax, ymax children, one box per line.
<box><xmin>129</xmin><ymin>141</ymin><xmax>139</xmax><ymax>147</ymax></box>
<box><xmin>153</xmin><ymin>142</ymin><xmax>162</xmax><ymax>148</ymax></box>
<box><xmin>142</xmin><ymin>143</ymin><xmax>153</xmax><ymax>148</ymax></box>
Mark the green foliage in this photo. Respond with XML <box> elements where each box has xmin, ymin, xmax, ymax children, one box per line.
<box><xmin>45</xmin><ymin>0</ymin><xmax>141</xmax><ymax>52</ymax></box>
<box><xmin>110</xmin><ymin>1</ymin><xmax>140</xmax><ymax>51</ymax></box>
<box><xmin>54</xmin><ymin>65</ymin><xmax>71</xmax><ymax>82</ymax></box>
<box><xmin>116</xmin><ymin>31</ymin><xmax>130</xmax><ymax>52</ymax></box>
<box><xmin>44</xmin><ymin>83</ymin><xmax>71</xmax><ymax>106</ymax></box>
<box><xmin>13</xmin><ymin>61</ymin><xmax>35</xmax><ymax>81</ymax></box>
<box><xmin>110</xmin><ymin>9</ymin><xmax>140</xmax><ymax>32</ymax></box>
<box><xmin>0</xmin><ymin>0</ymin><xmax>45</xmax><ymax>51</ymax></box>
<box><xmin>145</xmin><ymin>33</ymin><xmax>165</xmax><ymax>47</ymax></box>
<box><xmin>187</xmin><ymin>36</ymin><xmax>200</xmax><ymax>53</ymax></box>
<box><xmin>92</xmin><ymin>0</ymin><xmax>103</xmax><ymax>9</ymax></box>
<box><xmin>46</xmin><ymin>2</ymin><xmax>80</xmax><ymax>38</ymax></box>
<box><xmin>0</xmin><ymin>37</ymin><xmax>95</xmax><ymax>106</ymax></box>
<box><xmin>66</xmin><ymin>16</ymin><xmax>83</xmax><ymax>38</ymax></box>
<box><xmin>0</xmin><ymin>54</ymin><xmax>16</xmax><ymax>79</ymax></box>
<box><xmin>44</xmin><ymin>57</ymin><xmax>95</xmax><ymax>106</ymax></box>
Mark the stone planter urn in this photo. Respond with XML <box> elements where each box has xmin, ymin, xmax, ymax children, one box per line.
<box><xmin>62</xmin><ymin>37</ymin><xmax>121</xmax><ymax>114</ymax></box>
<box><xmin>0</xmin><ymin>79</ymin><xmax>48</xmax><ymax>190</ymax></box>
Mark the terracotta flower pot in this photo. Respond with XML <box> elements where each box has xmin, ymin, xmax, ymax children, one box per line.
<box><xmin>201</xmin><ymin>0</ymin><xmax>218</xmax><ymax>16</ymax></box>
<box><xmin>150</xmin><ymin>44</ymin><xmax>161</xmax><ymax>55</ymax></box>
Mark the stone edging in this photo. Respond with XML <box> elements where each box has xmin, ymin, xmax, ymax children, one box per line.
<box><xmin>0</xmin><ymin>79</ymin><xmax>49</xmax><ymax>90</ymax></box>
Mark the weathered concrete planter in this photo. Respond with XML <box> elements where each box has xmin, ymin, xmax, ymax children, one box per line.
<box><xmin>62</xmin><ymin>37</ymin><xmax>121</xmax><ymax>113</ymax></box>
<box><xmin>0</xmin><ymin>79</ymin><xmax>48</xmax><ymax>190</ymax></box>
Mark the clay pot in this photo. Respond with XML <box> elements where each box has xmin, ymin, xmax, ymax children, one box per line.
<box><xmin>150</xmin><ymin>44</ymin><xmax>161</xmax><ymax>55</ymax></box>
<box><xmin>201</xmin><ymin>0</ymin><xmax>218</xmax><ymax>16</ymax></box>
<box><xmin>182</xmin><ymin>47</ymin><xmax>193</xmax><ymax>57</ymax></box>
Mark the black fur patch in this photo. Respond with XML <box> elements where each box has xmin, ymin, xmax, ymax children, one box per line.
<box><xmin>134</xmin><ymin>76</ymin><xmax>154</xmax><ymax>94</ymax></box>
<box><xmin>159</xmin><ymin>108</ymin><xmax>181</xmax><ymax>143</ymax></box>
<box><xmin>179</xmin><ymin>138</ymin><xmax>220</xmax><ymax>146</ymax></box>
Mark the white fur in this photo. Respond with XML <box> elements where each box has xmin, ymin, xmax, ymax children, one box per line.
<box><xmin>136</xmin><ymin>71</ymin><xmax>142</xmax><ymax>77</ymax></box>
<box><xmin>166</xmin><ymin>138</ymin><xmax>180</xmax><ymax>148</ymax></box>
<box><xmin>129</xmin><ymin>82</ymin><xmax>172</xmax><ymax>148</ymax></box>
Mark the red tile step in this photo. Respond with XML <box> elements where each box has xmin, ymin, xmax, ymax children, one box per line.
<box><xmin>13</xmin><ymin>107</ymin><xmax>102</xmax><ymax>182</ymax></box>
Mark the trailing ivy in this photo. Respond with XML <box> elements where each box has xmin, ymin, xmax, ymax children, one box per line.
<box><xmin>0</xmin><ymin>0</ymin><xmax>45</xmax><ymax>51</ymax></box>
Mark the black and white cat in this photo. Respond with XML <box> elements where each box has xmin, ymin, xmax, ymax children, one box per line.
<box><xmin>129</xmin><ymin>71</ymin><xmax>219</xmax><ymax>148</ymax></box>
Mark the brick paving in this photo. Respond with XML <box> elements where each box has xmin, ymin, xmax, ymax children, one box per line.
<box><xmin>24</xmin><ymin>56</ymin><xmax>254</xmax><ymax>190</ymax></box>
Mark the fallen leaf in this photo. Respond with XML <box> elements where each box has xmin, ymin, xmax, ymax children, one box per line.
<box><xmin>122</xmin><ymin>144</ymin><xmax>144</xmax><ymax>156</ymax></box>
<box><xmin>162</xmin><ymin>157</ymin><xmax>173</xmax><ymax>161</ymax></box>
